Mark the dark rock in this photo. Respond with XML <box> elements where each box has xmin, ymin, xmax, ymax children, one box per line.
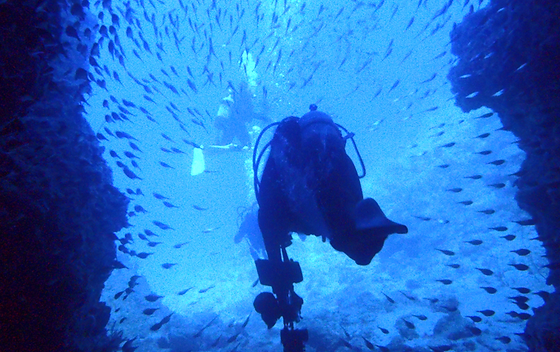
<box><xmin>448</xmin><ymin>1</ymin><xmax>560</xmax><ymax>349</ymax></box>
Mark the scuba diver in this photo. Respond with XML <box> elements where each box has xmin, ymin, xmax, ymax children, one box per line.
<box><xmin>214</xmin><ymin>81</ymin><xmax>270</xmax><ymax>149</ymax></box>
<box><xmin>252</xmin><ymin>104</ymin><xmax>408</xmax><ymax>352</ymax></box>
<box><xmin>234</xmin><ymin>202</ymin><xmax>267</xmax><ymax>260</ymax></box>
<box><xmin>189</xmin><ymin>80</ymin><xmax>270</xmax><ymax>176</ymax></box>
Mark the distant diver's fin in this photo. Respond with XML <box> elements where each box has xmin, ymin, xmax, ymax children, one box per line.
<box><xmin>354</xmin><ymin>198</ymin><xmax>408</xmax><ymax>234</ymax></box>
<box><xmin>191</xmin><ymin>147</ymin><xmax>205</xmax><ymax>176</ymax></box>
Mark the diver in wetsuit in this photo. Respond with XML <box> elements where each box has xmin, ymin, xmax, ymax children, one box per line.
<box><xmin>252</xmin><ymin>104</ymin><xmax>408</xmax><ymax>352</ymax></box>
<box><xmin>214</xmin><ymin>81</ymin><xmax>270</xmax><ymax>149</ymax></box>
<box><xmin>234</xmin><ymin>202</ymin><xmax>267</xmax><ymax>260</ymax></box>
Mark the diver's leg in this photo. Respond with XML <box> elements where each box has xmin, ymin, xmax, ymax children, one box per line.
<box><xmin>236</xmin><ymin>124</ymin><xmax>251</xmax><ymax>147</ymax></box>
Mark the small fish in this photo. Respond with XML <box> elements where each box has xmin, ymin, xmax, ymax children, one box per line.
<box><xmin>128</xmin><ymin>275</ymin><xmax>141</xmax><ymax>288</ymax></box>
<box><xmin>115</xmin><ymin>131</ymin><xmax>138</xmax><ymax>140</ymax></box>
<box><xmin>477</xmin><ymin>309</ymin><xmax>495</xmax><ymax>317</ymax></box>
<box><xmin>134</xmin><ymin>205</ymin><xmax>147</xmax><ymax>213</ymax></box>
<box><xmin>467</xmin><ymin>315</ymin><xmax>482</xmax><ymax>323</ymax></box>
<box><xmin>436</xmin><ymin>249</ymin><xmax>455</xmax><ymax>256</ymax></box>
<box><xmin>170</xmin><ymin>147</ymin><xmax>185</xmax><ymax>154</ymax></box>
<box><xmin>199</xmin><ymin>285</ymin><xmax>215</xmax><ymax>293</ymax></box>
<box><xmin>405</xmin><ymin>16</ymin><xmax>415</xmax><ymax>31</ymax></box>
<box><xmin>143</xmin><ymin>308</ymin><xmax>160</xmax><ymax>315</ymax></box>
<box><xmin>476</xmin><ymin>150</ymin><xmax>492</xmax><ymax>155</ymax></box>
<box><xmin>227</xmin><ymin>332</ymin><xmax>241</xmax><ymax>343</ymax></box>
<box><xmin>129</xmin><ymin>142</ymin><xmax>142</xmax><ymax>152</ymax></box>
<box><xmin>400</xmin><ymin>291</ymin><xmax>416</xmax><ymax>301</ymax></box>
<box><xmin>501</xmin><ymin>234</ymin><xmax>516</xmax><ymax>241</ymax></box>
<box><xmin>495</xmin><ymin>336</ymin><xmax>511</xmax><ymax>344</ymax></box>
<box><xmin>136</xmin><ymin>252</ymin><xmax>154</xmax><ymax>259</ymax></box>
<box><xmin>241</xmin><ymin>313</ymin><xmax>251</xmax><ymax>328</ymax></box>
<box><xmin>436</xmin><ymin>279</ymin><xmax>453</xmax><ymax>285</ymax></box>
<box><xmin>144</xmin><ymin>229</ymin><xmax>159</xmax><ymax>237</ymax></box>
<box><xmin>402</xmin><ymin>319</ymin><xmax>415</xmax><ymax>329</ymax></box>
<box><xmin>123</xmin><ymin>167</ymin><xmax>142</xmax><ymax>180</ymax></box>
<box><xmin>468</xmin><ymin>326</ymin><xmax>482</xmax><ymax>336</ymax></box>
<box><xmin>339</xmin><ymin>338</ymin><xmax>353</xmax><ymax>349</ymax></box>
<box><xmin>153</xmin><ymin>192</ymin><xmax>169</xmax><ymax>200</ymax></box>
<box><xmin>145</xmin><ymin>294</ymin><xmax>164</xmax><ymax>302</ymax></box>
<box><xmin>514</xmin><ymin>219</ymin><xmax>536</xmax><ymax>226</ymax></box>
<box><xmin>113</xmin><ymin>260</ymin><xmax>128</xmax><ymax>269</ymax></box>
<box><xmin>476</xmin><ymin>268</ymin><xmax>494</xmax><ymax>276</ymax></box>
<box><xmin>163</xmin><ymin>201</ymin><xmax>179</xmax><ymax>208</ymax></box>
<box><xmin>475</xmin><ymin>112</ymin><xmax>494</xmax><ymax>119</ymax></box>
<box><xmin>478</xmin><ymin>209</ymin><xmax>495</xmax><ymax>215</ymax></box>
<box><xmin>122</xmin><ymin>338</ymin><xmax>138</xmax><ymax>352</ymax></box>
<box><xmin>153</xmin><ymin>221</ymin><xmax>173</xmax><ymax>230</ymax></box>
<box><xmin>150</xmin><ymin>313</ymin><xmax>173</xmax><ymax>331</ymax></box>
<box><xmin>178</xmin><ymin>287</ymin><xmax>193</xmax><ymax>295</ymax></box>
<box><xmin>382</xmin><ymin>292</ymin><xmax>395</xmax><ymax>304</ymax></box>
<box><xmin>193</xmin><ymin>205</ymin><xmax>208</xmax><ymax>211</ymax></box>
<box><xmin>465</xmin><ymin>239</ymin><xmax>483</xmax><ymax>245</ymax></box>
<box><xmin>446</xmin><ymin>264</ymin><xmax>460</xmax><ymax>269</ymax></box>
<box><xmin>173</xmin><ymin>241</ymin><xmax>190</xmax><ymax>248</ymax></box>
<box><xmin>340</xmin><ymin>325</ymin><xmax>351</xmax><ymax>339</ymax></box>
<box><xmin>480</xmin><ymin>286</ymin><xmax>497</xmax><ymax>294</ymax></box>
<box><xmin>193</xmin><ymin>316</ymin><xmax>219</xmax><ymax>338</ymax></box>
<box><xmin>187</xmin><ymin>79</ymin><xmax>198</xmax><ymax>93</ymax></box>
<box><xmin>488</xmin><ymin>159</ymin><xmax>506</xmax><ymax>166</ymax></box>
<box><xmin>509</xmin><ymin>263</ymin><xmax>529</xmax><ymax>271</ymax></box>
<box><xmin>362</xmin><ymin>336</ymin><xmax>374</xmax><ymax>350</ymax></box>
<box><xmin>161</xmin><ymin>263</ymin><xmax>177</xmax><ymax>269</ymax></box>
<box><xmin>378</xmin><ymin>326</ymin><xmax>389</xmax><ymax>334</ymax></box>
<box><xmin>388</xmin><ymin>79</ymin><xmax>400</xmax><ymax>92</ymax></box>
<box><xmin>446</xmin><ymin>188</ymin><xmax>462</xmax><ymax>193</ymax></box>
<box><xmin>511</xmin><ymin>249</ymin><xmax>531</xmax><ymax>256</ymax></box>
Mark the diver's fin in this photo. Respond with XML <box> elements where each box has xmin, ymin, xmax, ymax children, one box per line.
<box><xmin>191</xmin><ymin>147</ymin><xmax>205</xmax><ymax>176</ymax></box>
<box><xmin>354</xmin><ymin>198</ymin><xmax>408</xmax><ymax>234</ymax></box>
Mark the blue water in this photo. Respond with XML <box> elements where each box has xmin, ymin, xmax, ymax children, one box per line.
<box><xmin>85</xmin><ymin>0</ymin><xmax>551</xmax><ymax>350</ymax></box>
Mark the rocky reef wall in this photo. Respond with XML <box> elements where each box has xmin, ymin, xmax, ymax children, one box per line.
<box><xmin>448</xmin><ymin>1</ymin><xmax>560</xmax><ymax>351</ymax></box>
<box><xmin>0</xmin><ymin>1</ymin><xmax>128</xmax><ymax>351</ymax></box>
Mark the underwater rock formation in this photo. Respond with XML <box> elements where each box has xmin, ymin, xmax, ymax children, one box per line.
<box><xmin>0</xmin><ymin>1</ymin><xmax>128</xmax><ymax>351</ymax></box>
<box><xmin>448</xmin><ymin>1</ymin><xmax>560</xmax><ymax>350</ymax></box>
